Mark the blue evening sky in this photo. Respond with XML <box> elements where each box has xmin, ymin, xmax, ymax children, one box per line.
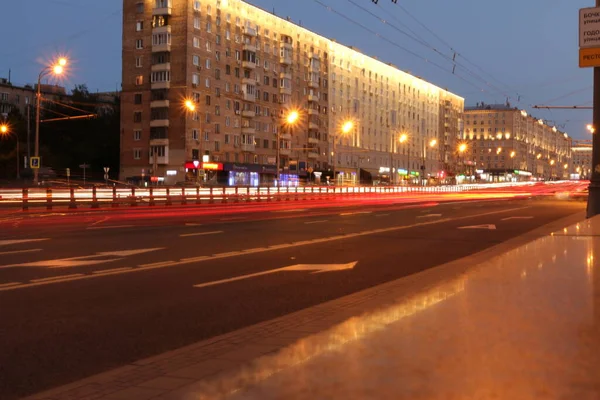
<box><xmin>0</xmin><ymin>0</ymin><xmax>593</xmax><ymax>139</ymax></box>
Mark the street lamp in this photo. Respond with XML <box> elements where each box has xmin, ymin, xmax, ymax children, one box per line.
<box><xmin>184</xmin><ymin>98</ymin><xmax>201</xmax><ymax>185</ymax></box>
<box><xmin>0</xmin><ymin>123</ymin><xmax>20</xmax><ymax>179</ymax></box>
<box><xmin>332</xmin><ymin>119</ymin><xmax>353</xmax><ymax>184</ymax></box>
<box><xmin>34</xmin><ymin>56</ymin><xmax>68</xmax><ymax>185</ymax></box>
<box><xmin>422</xmin><ymin>138</ymin><xmax>437</xmax><ymax>185</ymax></box>
<box><xmin>277</xmin><ymin>109</ymin><xmax>300</xmax><ymax>185</ymax></box>
<box><xmin>588</xmin><ymin>124</ymin><xmax>595</xmax><ymax>134</ymax></box>
<box><xmin>399</xmin><ymin>133</ymin><xmax>409</xmax><ymax>184</ymax></box>
<box><xmin>457</xmin><ymin>143</ymin><xmax>468</xmax><ymax>178</ymax></box>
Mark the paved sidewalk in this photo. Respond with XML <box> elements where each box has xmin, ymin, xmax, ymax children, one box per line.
<box><xmin>26</xmin><ymin>212</ymin><xmax>587</xmax><ymax>400</ymax></box>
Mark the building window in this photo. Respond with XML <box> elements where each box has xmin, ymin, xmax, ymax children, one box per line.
<box><xmin>192</xmin><ymin>73</ymin><xmax>199</xmax><ymax>86</ymax></box>
<box><xmin>194</xmin><ymin>17</ymin><xmax>201</xmax><ymax>30</ymax></box>
<box><xmin>136</xmin><ymin>39</ymin><xmax>143</xmax><ymax>49</ymax></box>
<box><xmin>215</xmin><ymin>123</ymin><xmax>220</xmax><ymax>133</ymax></box>
<box><xmin>136</xmin><ymin>2</ymin><xmax>144</xmax><ymax>13</ymax></box>
<box><xmin>133</xmin><ymin>112</ymin><xmax>142</xmax><ymax>123</ymax></box>
<box><xmin>205</xmin><ymin>78</ymin><xmax>210</xmax><ymax>88</ymax></box>
<box><xmin>136</xmin><ymin>21</ymin><xmax>144</xmax><ymax>31</ymax></box>
<box><xmin>193</xmin><ymin>55</ymin><xmax>199</xmax><ymax>66</ymax></box>
<box><xmin>193</xmin><ymin>37</ymin><xmax>200</xmax><ymax>48</ymax></box>
<box><xmin>133</xmin><ymin>149</ymin><xmax>142</xmax><ymax>160</ymax></box>
<box><xmin>134</xmin><ymin>93</ymin><xmax>142</xmax><ymax>104</ymax></box>
<box><xmin>205</xmin><ymin>95</ymin><xmax>211</xmax><ymax>105</ymax></box>
<box><xmin>215</xmin><ymin>105</ymin><xmax>220</xmax><ymax>115</ymax></box>
<box><xmin>225</xmin><ymin>134</ymin><xmax>230</xmax><ymax>144</ymax></box>
<box><xmin>134</xmin><ymin>130</ymin><xmax>141</xmax><ymax>141</ymax></box>
<box><xmin>135</xmin><ymin>57</ymin><xmax>143</xmax><ymax>68</ymax></box>
<box><xmin>192</xmin><ymin>129</ymin><xmax>199</xmax><ymax>140</ymax></box>
<box><xmin>225</xmin><ymin>116</ymin><xmax>230</xmax><ymax>126</ymax></box>
<box><xmin>214</xmin><ymin>141</ymin><xmax>220</xmax><ymax>151</ymax></box>
<box><xmin>135</xmin><ymin>75</ymin><xmax>143</xmax><ymax>85</ymax></box>
<box><xmin>205</xmin><ymin>59</ymin><xmax>211</xmax><ymax>69</ymax></box>
<box><xmin>193</xmin><ymin>0</ymin><xmax>201</xmax><ymax>11</ymax></box>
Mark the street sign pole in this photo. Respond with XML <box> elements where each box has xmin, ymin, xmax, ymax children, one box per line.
<box><xmin>104</xmin><ymin>167</ymin><xmax>110</xmax><ymax>186</ymax></box>
<box><xmin>581</xmin><ymin>4</ymin><xmax>600</xmax><ymax>217</ymax></box>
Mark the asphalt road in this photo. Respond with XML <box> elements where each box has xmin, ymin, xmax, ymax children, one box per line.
<box><xmin>0</xmin><ymin>195</ymin><xmax>585</xmax><ymax>399</ymax></box>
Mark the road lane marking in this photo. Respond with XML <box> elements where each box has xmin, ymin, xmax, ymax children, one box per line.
<box><xmin>417</xmin><ymin>214</ymin><xmax>443</xmax><ymax>218</ymax></box>
<box><xmin>304</xmin><ymin>220</ymin><xmax>328</xmax><ymax>225</ymax></box>
<box><xmin>0</xmin><ymin>282</ymin><xmax>21</xmax><ymax>288</ymax></box>
<box><xmin>31</xmin><ymin>274</ymin><xmax>83</xmax><ymax>283</ymax></box>
<box><xmin>502</xmin><ymin>216</ymin><xmax>534</xmax><ymax>221</ymax></box>
<box><xmin>180</xmin><ymin>230</ymin><xmax>224</xmax><ymax>238</ymax></box>
<box><xmin>340</xmin><ymin>211</ymin><xmax>373</xmax><ymax>216</ymax></box>
<box><xmin>0</xmin><ymin>249</ymin><xmax>42</xmax><ymax>256</ymax></box>
<box><xmin>375</xmin><ymin>214</ymin><xmax>390</xmax><ymax>217</ymax></box>
<box><xmin>0</xmin><ymin>239</ymin><xmax>49</xmax><ymax>246</ymax></box>
<box><xmin>458</xmin><ymin>224</ymin><xmax>497</xmax><ymax>230</ymax></box>
<box><xmin>90</xmin><ymin>217</ymin><xmax>110</xmax><ymax>227</ymax></box>
<box><xmin>220</xmin><ymin>217</ymin><xmax>246</xmax><ymax>221</ymax></box>
<box><xmin>194</xmin><ymin>261</ymin><xmax>358</xmax><ymax>288</ymax></box>
<box><xmin>86</xmin><ymin>225</ymin><xmax>135</xmax><ymax>230</ymax></box>
<box><xmin>139</xmin><ymin>261</ymin><xmax>176</xmax><ymax>268</ymax></box>
<box><xmin>0</xmin><ymin>206</ymin><xmax>530</xmax><ymax>292</ymax></box>
<box><xmin>93</xmin><ymin>267</ymin><xmax>133</xmax><ymax>274</ymax></box>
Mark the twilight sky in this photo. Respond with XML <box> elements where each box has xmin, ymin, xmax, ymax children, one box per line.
<box><xmin>0</xmin><ymin>0</ymin><xmax>593</xmax><ymax>139</ymax></box>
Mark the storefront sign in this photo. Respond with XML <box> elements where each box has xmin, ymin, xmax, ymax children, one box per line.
<box><xmin>202</xmin><ymin>162</ymin><xmax>223</xmax><ymax>171</ymax></box>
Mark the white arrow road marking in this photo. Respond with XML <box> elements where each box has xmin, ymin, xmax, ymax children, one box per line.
<box><xmin>0</xmin><ymin>239</ymin><xmax>49</xmax><ymax>247</ymax></box>
<box><xmin>194</xmin><ymin>261</ymin><xmax>358</xmax><ymax>289</ymax></box>
<box><xmin>458</xmin><ymin>224</ymin><xmax>497</xmax><ymax>230</ymax></box>
<box><xmin>0</xmin><ymin>248</ymin><xmax>164</xmax><ymax>269</ymax></box>
<box><xmin>502</xmin><ymin>216</ymin><xmax>534</xmax><ymax>221</ymax></box>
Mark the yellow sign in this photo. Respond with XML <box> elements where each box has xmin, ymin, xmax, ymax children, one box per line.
<box><xmin>579</xmin><ymin>47</ymin><xmax>600</xmax><ymax>67</ymax></box>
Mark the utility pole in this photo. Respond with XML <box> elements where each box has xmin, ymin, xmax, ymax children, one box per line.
<box><xmin>586</xmin><ymin>0</ymin><xmax>600</xmax><ymax>217</ymax></box>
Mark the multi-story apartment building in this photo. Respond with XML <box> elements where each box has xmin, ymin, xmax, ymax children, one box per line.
<box><xmin>571</xmin><ymin>140</ymin><xmax>592</xmax><ymax>179</ymax></box>
<box><xmin>463</xmin><ymin>103</ymin><xmax>572</xmax><ymax>181</ymax></box>
<box><xmin>121</xmin><ymin>0</ymin><xmax>464</xmax><ymax>185</ymax></box>
<box><xmin>0</xmin><ymin>78</ymin><xmax>66</xmax><ymax>118</ymax></box>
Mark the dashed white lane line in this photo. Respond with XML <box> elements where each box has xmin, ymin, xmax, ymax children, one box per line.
<box><xmin>90</xmin><ymin>217</ymin><xmax>110</xmax><ymax>227</ymax></box>
<box><xmin>340</xmin><ymin>211</ymin><xmax>373</xmax><ymax>216</ymax></box>
<box><xmin>0</xmin><ymin>282</ymin><xmax>21</xmax><ymax>288</ymax></box>
<box><xmin>0</xmin><ymin>239</ymin><xmax>49</xmax><ymax>246</ymax></box>
<box><xmin>31</xmin><ymin>274</ymin><xmax>83</xmax><ymax>283</ymax></box>
<box><xmin>304</xmin><ymin>220</ymin><xmax>328</xmax><ymax>225</ymax></box>
<box><xmin>0</xmin><ymin>249</ymin><xmax>42</xmax><ymax>256</ymax></box>
<box><xmin>180</xmin><ymin>231</ymin><xmax>224</xmax><ymax>238</ymax></box>
<box><xmin>93</xmin><ymin>267</ymin><xmax>133</xmax><ymax>275</ymax></box>
<box><xmin>0</xmin><ymin>206</ymin><xmax>530</xmax><ymax>293</ymax></box>
<box><xmin>86</xmin><ymin>225</ymin><xmax>135</xmax><ymax>230</ymax></box>
<box><xmin>417</xmin><ymin>214</ymin><xmax>443</xmax><ymax>218</ymax></box>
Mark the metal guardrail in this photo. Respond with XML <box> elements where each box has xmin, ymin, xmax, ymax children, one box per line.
<box><xmin>0</xmin><ymin>182</ymin><xmax>536</xmax><ymax>211</ymax></box>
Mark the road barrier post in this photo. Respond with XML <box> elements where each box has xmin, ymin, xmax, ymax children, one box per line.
<box><xmin>222</xmin><ymin>187</ymin><xmax>226</xmax><ymax>203</ymax></box>
<box><xmin>149</xmin><ymin>187</ymin><xmax>155</xmax><ymax>206</ymax></box>
<box><xmin>267</xmin><ymin>186</ymin><xmax>271</xmax><ymax>202</ymax></box>
<box><xmin>91</xmin><ymin>187</ymin><xmax>99</xmax><ymax>209</ymax></box>
<box><xmin>246</xmin><ymin>187</ymin><xmax>251</xmax><ymax>202</ymax></box>
<box><xmin>277</xmin><ymin>186</ymin><xmax>281</xmax><ymax>201</ymax></box>
<box><xmin>166</xmin><ymin>188</ymin><xmax>172</xmax><ymax>206</ymax></box>
<box><xmin>68</xmin><ymin>188</ymin><xmax>77</xmax><ymax>209</ymax></box>
<box><xmin>46</xmin><ymin>188</ymin><xmax>52</xmax><ymax>211</ymax></box>
<box><xmin>181</xmin><ymin>188</ymin><xmax>186</xmax><ymax>205</ymax></box>
<box><xmin>130</xmin><ymin>188</ymin><xmax>137</xmax><ymax>207</ymax></box>
<box><xmin>196</xmin><ymin>187</ymin><xmax>201</xmax><ymax>205</ymax></box>
<box><xmin>22</xmin><ymin>188</ymin><xmax>28</xmax><ymax>211</ymax></box>
<box><xmin>112</xmin><ymin>186</ymin><xmax>118</xmax><ymax>208</ymax></box>
<box><xmin>234</xmin><ymin>187</ymin><xmax>239</xmax><ymax>203</ymax></box>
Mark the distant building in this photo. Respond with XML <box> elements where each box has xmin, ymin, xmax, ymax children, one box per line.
<box><xmin>571</xmin><ymin>140</ymin><xmax>592</xmax><ymax>179</ymax></box>
<box><xmin>0</xmin><ymin>77</ymin><xmax>67</xmax><ymax>118</ymax></box>
<box><xmin>463</xmin><ymin>103</ymin><xmax>571</xmax><ymax>181</ymax></box>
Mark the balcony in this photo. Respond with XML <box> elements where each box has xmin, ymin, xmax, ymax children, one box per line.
<box><xmin>280</xmin><ymin>133</ymin><xmax>292</xmax><ymax>140</ymax></box>
<box><xmin>281</xmin><ymin>41</ymin><xmax>293</xmax><ymax>50</ymax></box>
<box><xmin>150</xmin><ymin>100</ymin><xmax>170</xmax><ymax>108</ymax></box>
<box><xmin>151</xmin><ymin>62</ymin><xmax>171</xmax><ymax>72</ymax></box>
<box><xmin>242</xmin><ymin>91</ymin><xmax>256</xmax><ymax>102</ymax></box>
<box><xmin>308</xmin><ymin>80</ymin><xmax>319</xmax><ymax>89</ymax></box>
<box><xmin>149</xmin><ymin>154</ymin><xmax>169</xmax><ymax>165</ymax></box>
<box><xmin>279</xmin><ymin>56</ymin><xmax>292</xmax><ymax>65</ymax></box>
<box><xmin>151</xmin><ymin>81</ymin><xmax>170</xmax><ymax>90</ymax></box>
<box><xmin>149</xmin><ymin>138</ymin><xmax>169</xmax><ymax>146</ymax></box>
<box><xmin>150</xmin><ymin>119</ymin><xmax>170</xmax><ymax>128</ymax></box>
<box><xmin>308</xmin><ymin>151</ymin><xmax>319</xmax><ymax>159</ymax></box>
<box><xmin>308</xmin><ymin>94</ymin><xmax>319</xmax><ymax>102</ymax></box>
<box><xmin>279</xmin><ymin>87</ymin><xmax>291</xmax><ymax>95</ymax></box>
<box><xmin>152</xmin><ymin>43</ymin><xmax>171</xmax><ymax>53</ymax></box>
<box><xmin>241</xmin><ymin>127</ymin><xmax>256</xmax><ymax>134</ymax></box>
<box><xmin>153</xmin><ymin>6</ymin><xmax>172</xmax><ymax>16</ymax></box>
<box><xmin>308</xmin><ymin>137</ymin><xmax>319</xmax><ymax>144</ymax></box>
<box><xmin>243</xmin><ymin>43</ymin><xmax>257</xmax><ymax>52</ymax></box>
<box><xmin>308</xmin><ymin>108</ymin><xmax>318</xmax><ymax>116</ymax></box>
<box><xmin>242</xmin><ymin>60</ymin><xmax>256</xmax><ymax>69</ymax></box>
<box><xmin>152</xmin><ymin>25</ymin><xmax>171</xmax><ymax>34</ymax></box>
<box><xmin>309</xmin><ymin>122</ymin><xmax>319</xmax><ymax>130</ymax></box>
<box><xmin>309</xmin><ymin>52</ymin><xmax>320</xmax><ymax>60</ymax></box>
<box><xmin>279</xmin><ymin>148</ymin><xmax>291</xmax><ymax>156</ymax></box>
<box><xmin>242</xmin><ymin>77</ymin><xmax>256</xmax><ymax>85</ymax></box>
<box><xmin>279</xmin><ymin>72</ymin><xmax>291</xmax><ymax>80</ymax></box>
<box><xmin>243</xmin><ymin>26</ymin><xmax>257</xmax><ymax>37</ymax></box>
<box><xmin>241</xmin><ymin>143</ymin><xmax>256</xmax><ymax>152</ymax></box>
<box><xmin>242</xmin><ymin>110</ymin><xmax>256</xmax><ymax>118</ymax></box>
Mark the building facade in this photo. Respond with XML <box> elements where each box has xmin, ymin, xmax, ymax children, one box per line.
<box><xmin>121</xmin><ymin>0</ymin><xmax>464</xmax><ymax>185</ymax></box>
<box><xmin>571</xmin><ymin>140</ymin><xmax>592</xmax><ymax>179</ymax></box>
<box><xmin>463</xmin><ymin>103</ymin><xmax>572</xmax><ymax>181</ymax></box>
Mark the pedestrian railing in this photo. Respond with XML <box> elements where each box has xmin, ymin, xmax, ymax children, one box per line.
<box><xmin>0</xmin><ymin>182</ymin><xmax>538</xmax><ymax>211</ymax></box>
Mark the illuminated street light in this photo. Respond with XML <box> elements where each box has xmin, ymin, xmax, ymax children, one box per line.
<box><xmin>537</xmin><ymin>153</ymin><xmax>542</xmax><ymax>160</ymax></box>
<box><xmin>276</xmin><ymin>109</ymin><xmax>301</xmax><ymax>184</ymax></box>
<box><xmin>184</xmin><ymin>99</ymin><xmax>196</xmax><ymax>112</ymax></box>
<box><xmin>587</xmin><ymin>124</ymin><xmax>595</xmax><ymax>134</ymax></box>
<box><xmin>0</xmin><ymin>124</ymin><xmax>8</xmax><ymax>135</ymax></box>
<box><xmin>399</xmin><ymin>133</ymin><xmax>408</xmax><ymax>143</ymax></box>
<box><xmin>341</xmin><ymin>120</ymin><xmax>354</xmax><ymax>134</ymax></box>
<box><xmin>550</xmin><ymin>159</ymin><xmax>555</xmax><ymax>166</ymax></box>
<box><xmin>429</xmin><ymin>139</ymin><xmax>437</xmax><ymax>147</ymax></box>
<box><xmin>510</xmin><ymin>151</ymin><xmax>516</xmax><ymax>158</ymax></box>
<box><xmin>564</xmin><ymin>163</ymin><xmax>568</xmax><ymax>170</ymax></box>
<box><xmin>496</xmin><ymin>147</ymin><xmax>502</xmax><ymax>154</ymax></box>
<box><xmin>458</xmin><ymin>143</ymin><xmax>467</xmax><ymax>153</ymax></box>
<box><xmin>332</xmin><ymin>119</ymin><xmax>355</xmax><ymax>182</ymax></box>
<box><xmin>34</xmin><ymin>56</ymin><xmax>68</xmax><ymax>184</ymax></box>
<box><xmin>286</xmin><ymin>110</ymin><xmax>300</xmax><ymax>125</ymax></box>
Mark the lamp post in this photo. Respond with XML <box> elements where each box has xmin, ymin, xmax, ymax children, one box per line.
<box><xmin>34</xmin><ymin>57</ymin><xmax>67</xmax><ymax>185</ymax></box>
<box><xmin>1</xmin><ymin>123</ymin><xmax>20</xmax><ymax>179</ymax></box>
<box><xmin>458</xmin><ymin>143</ymin><xmax>467</xmax><ymax>182</ymax></box>
<box><xmin>333</xmin><ymin>120</ymin><xmax>353</xmax><ymax>185</ymax></box>
<box><xmin>399</xmin><ymin>133</ymin><xmax>408</xmax><ymax>184</ymax></box>
<box><xmin>422</xmin><ymin>138</ymin><xmax>437</xmax><ymax>185</ymax></box>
